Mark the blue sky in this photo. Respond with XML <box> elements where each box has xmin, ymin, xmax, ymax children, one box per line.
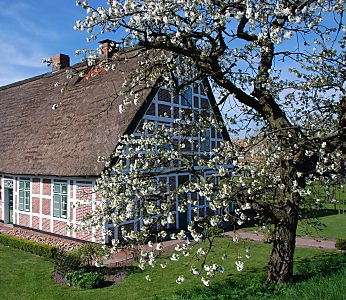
<box><xmin>0</xmin><ymin>0</ymin><xmax>92</xmax><ymax>87</ymax></box>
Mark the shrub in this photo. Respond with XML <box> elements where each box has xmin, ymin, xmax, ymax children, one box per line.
<box><xmin>76</xmin><ymin>243</ymin><xmax>110</xmax><ymax>267</ymax></box>
<box><xmin>335</xmin><ymin>239</ymin><xmax>346</xmax><ymax>250</ymax></box>
<box><xmin>53</xmin><ymin>248</ymin><xmax>82</xmax><ymax>275</ymax></box>
<box><xmin>66</xmin><ymin>269</ymin><xmax>104</xmax><ymax>289</ymax></box>
<box><xmin>0</xmin><ymin>233</ymin><xmax>57</xmax><ymax>258</ymax></box>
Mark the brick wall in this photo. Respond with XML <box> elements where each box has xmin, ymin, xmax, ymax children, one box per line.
<box><xmin>76</xmin><ymin>204</ymin><xmax>92</xmax><ymax>222</ymax></box>
<box><xmin>42</xmin><ymin>198</ymin><xmax>51</xmax><ymax>216</ymax></box>
<box><xmin>18</xmin><ymin>213</ymin><xmax>30</xmax><ymax>227</ymax></box>
<box><xmin>32</xmin><ymin>216</ymin><xmax>40</xmax><ymax>229</ymax></box>
<box><xmin>42</xmin><ymin>179</ymin><xmax>51</xmax><ymax>196</ymax></box>
<box><xmin>32</xmin><ymin>197</ymin><xmax>40</xmax><ymax>214</ymax></box>
<box><xmin>42</xmin><ymin>218</ymin><xmax>51</xmax><ymax>232</ymax></box>
<box><xmin>32</xmin><ymin>178</ymin><xmax>40</xmax><ymax>194</ymax></box>
<box><xmin>53</xmin><ymin>220</ymin><xmax>67</xmax><ymax>236</ymax></box>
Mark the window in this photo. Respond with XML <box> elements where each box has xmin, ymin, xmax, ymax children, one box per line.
<box><xmin>181</xmin><ymin>86</ymin><xmax>192</xmax><ymax>106</ymax></box>
<box><xmin>200</xmin><ymin>129</ymin><xmax>211</xmax><ymax>152</ymax></box>
<box><xmin>19</xmin><ymin>180</ymin><xmax>30</xmax><ymax>212</ymax></box>
<box><xmin>53</xmin><ymin>183</ymin><xmax>68</xmax><ymax>218</ymax></box>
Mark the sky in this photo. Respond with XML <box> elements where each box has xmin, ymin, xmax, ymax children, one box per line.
<box><xmin>0</xmin><ymin>0</ymin><xmax>94</xmax><ymax>87</ymax></box>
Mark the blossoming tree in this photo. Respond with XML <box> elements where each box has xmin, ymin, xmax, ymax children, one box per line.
<box><xmin>73</xmin><ymin>0</ymin><xmax>345</xmax><ymax>284</ymax></box>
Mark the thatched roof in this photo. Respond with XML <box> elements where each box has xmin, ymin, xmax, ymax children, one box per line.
<box><xmin>0</xmin><ymin>52</ymin><xmax>154</xmax><ymax>177</ymax></box>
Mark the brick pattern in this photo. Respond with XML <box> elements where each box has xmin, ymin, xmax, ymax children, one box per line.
<box><xmin>76</xmin><ymin>230</ymin><xmax>92</xmax><ymax>242</ymax></box>
<box><xmin>76</xmin><ymin>186</ymin><xmax>93</xmax><ymax>202</ymax></box>
<box><xmin>32</xmin><ymin>197</ymin><xmax>40</xmax><ymax>214</ymax></box>
<box><xmin>42</xmin><ymin>218</ymin><xmax>51</xmax><ymax>232</ymax></box>
<box><xmin>53</xmin><ymin>220</ymin><xmax>67</xmax><ymax>236</ymax></box>
<box><xmin>32</xmin><ymin>216</ymin><xmax>40</xmax><ymax>229</ymax></box>
<box><xmin>42</xmin><ymin>179</ymin><xmax>51</xmax><ymax>196</ymax></box>
<box><xmin>32</xmin><ymin>178</ymin><xmax>40</xmax><ymax>194</ymax></box>
<box><xmin>42</xmin><ymin>198</ymin><xmax>51</xmax><ymax>215</ymax></box>
<box><xmin>76</xmin><ymin>204</ymin><xmax>92</xmax><ymax>222</ymax></box>
<box><xmin>18</xmin><ymin>213</ymin><xmax>30</xmax><ymax>227</ymax></box>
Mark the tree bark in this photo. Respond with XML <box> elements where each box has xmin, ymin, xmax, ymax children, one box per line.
<box><xmin>267</xmin><ymin>205</ymin><xmax>299</xmax><ymax>283</ymax></box>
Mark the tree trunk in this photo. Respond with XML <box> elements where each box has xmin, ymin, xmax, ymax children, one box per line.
<box><xmin>267</xmin><ymin>205</ymin><xmax>299</xmax><ymax>283</ymax></box>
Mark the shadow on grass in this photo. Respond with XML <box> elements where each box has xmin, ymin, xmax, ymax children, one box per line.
<box><xmin>156</xmin><ymin>252</ymin><xmax>346</xmax><ymax>300</ymax></box>
<box><xmin>293</xmin><ymin>252</ymin><xmax>346</xmax><ymax>283</ymax></box>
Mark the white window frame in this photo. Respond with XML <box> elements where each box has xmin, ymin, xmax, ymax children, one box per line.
<box><xmin>18</xmin><ymin>179</ymin><xmax>30</xmax><ymax>212</ymax></box>
<box><xmin>53</xmin><ymin>182</ymin><xmax>68</xmax><ymax>219</ymax></box>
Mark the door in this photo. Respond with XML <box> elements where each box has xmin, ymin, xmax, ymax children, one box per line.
<box><xmin>8</xmin><ymin>189</ymin><xmax>13</xmax><ymax>224</ymax></box>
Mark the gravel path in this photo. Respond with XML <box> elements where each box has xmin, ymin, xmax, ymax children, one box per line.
<box><xmin>224</xmin><ymin>230</ymin><xmax>337</xmax><ymax>250</ymax></box>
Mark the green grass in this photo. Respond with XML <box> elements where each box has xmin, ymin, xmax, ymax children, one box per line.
<box><xmin>297</xmin><ymin>212</ymin><xmax>346</xmax><ymax>240</ymax></box>
<box><xmin>1</xmin><ymin>239</ymin><xmax>345</xmax><ymax>300</ymax></box>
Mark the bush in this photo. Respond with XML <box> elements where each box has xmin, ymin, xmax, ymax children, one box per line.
<box><xmin>335</xmin><ymin>239</ymin><xmax>346</xmax><ymax>250</ymax></box>
<box><xmin>53</xmin><ymin>248</ymin><xmax>82</xmax><ymax>275</ymax></box>
<box><xmin>66</xmin><ymin>269</ymin><xmax>104</xmax><ymax>289</ymax></box>
<box><xmin>0</xmin><ymin>233</ymin><xmax>57</xmax><ymax>258</ymax></box>
<box><xmin>77</xmin><ymin>243</ymin><xmax>110</xmax><ymax>267</ymax></box>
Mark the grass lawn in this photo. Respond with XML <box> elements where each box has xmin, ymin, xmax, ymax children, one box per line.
<box><xmin>0</xmin><ymin>239</ymin><xmax>345</xmax><ymax>300</ymax></box>
<box><xmin>297</xmin><ymin>212</ymin><xmax>346</xmax><ymax>240</ymax></box>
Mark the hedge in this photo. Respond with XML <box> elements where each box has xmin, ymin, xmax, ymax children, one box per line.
<box><xmin>0</xmin><ymin>233</ymin><xmax>58</xmax><ymax>258</ymax></box>
<box><xmin>335</xmin><ymin>239</ymin><xmax>346</xmax><ymax>250</ymax></box>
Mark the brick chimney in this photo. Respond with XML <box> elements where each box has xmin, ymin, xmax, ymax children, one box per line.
<box><xmin>52</xmin><ymin>54</ymin><xmax>70</xmax><ymax>72</ymax></box>
<box><xmin>99</xmin><ymin>39</ymin><xmax>118</xmax><ymax>61</ymax></box>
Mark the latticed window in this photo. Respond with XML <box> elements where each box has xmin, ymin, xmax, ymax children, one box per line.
<box><xmin>181</xmin><ymin>86</ymin><xmax>192</xmax><ymax>106</ymax></box>
<box><xmin>53</xmin><ymin>182</ymin><xmax>68</xmax><ymax>218</ymax></box>
<box><xmin>18</xmin><ymin>180</ymin><xmax>30</xmax><ymax>212</ymax></box>
<box><xmin>200</xmin><ymin>128</ymin><xmax>211</xmax><ymax>152</ymax></box>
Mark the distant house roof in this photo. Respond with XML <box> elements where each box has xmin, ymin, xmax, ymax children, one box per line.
<box><xmin>0</xmin><ymin>50</ymin><xmax>154</xmax><ymax>177</ymax></box>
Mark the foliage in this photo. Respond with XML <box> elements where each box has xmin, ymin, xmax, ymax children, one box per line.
<box><xmin>52</xmin><ymin>248</ymin><xmax>82</xmax><ymax>275</ymax></box>
<box><xmin>65</xmin><ymin>269</ymin><xmax>104</xmax><ymax>289</ymax></box>
<box><xmin>69</xmin><ymin>0</ymin><xmax>346</xmax><ymax>284</ymax></box>
<box><xmin>76</xmin><ymin>243</ymin><xmax>111</xmax><ymax>267</ymax></box>
<box><xmin>0</xmin><ymin>233</ymin><xmax>57</xmax><ymax>258</ymax></box>
<box><xmin>335</xmin><ymin>239</ymin><xmax>346</xmax><ymax>250</ymax></box>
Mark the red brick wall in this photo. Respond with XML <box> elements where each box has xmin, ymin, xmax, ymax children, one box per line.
<box><xmin>53</xmin><ymin>220</ymin><xmax>67</xmax><ymax>236</ymax></box>
<box><xmin>18</xmin><ymin>213</ymin><xmax>30</xmax><ymax>227</ymax></box>
<box><xmin>76</xmin><ymin>230</ymin><xmax>92</xmax><ymax>242</ymax></box>
<box><xmin>32</xmin><ymin>216</ymin><xmax>40</xmax><ymax>229</ymax></box>
<box><xmin>32</xmin><ymin>197</ymin><xmax>40</xmax><ymax>214</ymax></box>
<box><xmin>32</xmin><ymin>178</ymin><xmax>40</xmax><ymax>194</ymax></box>
<box><xmin>76</xmin><ymin>204</ymin><xmax>92</xmax><ymax>222</ymax></box>
<box><xmin>76</xmin><ymin>185</ymin><xmax>93</xmax><ymax>202</ymax></box>
<box><xmin>42</xmin><ymin>198</ymin><xmax>51</xmax><ymax>216</ymax></box>
<box><xmin>42</xmin><ymin>179</ymin><xmax>51</xmax><ymax>196</ymax></box>
<box><xmin>42</xmin><ymin>218</ymin><xmax>51</xmax><ymax>232</ymax></box>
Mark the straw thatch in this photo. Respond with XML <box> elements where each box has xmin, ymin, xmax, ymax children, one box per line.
<box><xmin>0</xmin><ymin>54</ymin><xmax>153</xmax><ymax>177</ymax></box>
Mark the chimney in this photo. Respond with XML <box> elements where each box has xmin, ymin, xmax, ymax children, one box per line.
<box><xmin>99</xmin><ymin>39</ymin><xmax>118</xmax><ymax>61</ymax></box>
<box><xmin>52</xmin><ymin>53</ymin><xmax>70</xmax><ymax>72</ymax></box>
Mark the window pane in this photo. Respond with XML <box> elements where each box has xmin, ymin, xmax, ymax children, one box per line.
<box><xmin>61</xmin><ymin>184</ymin><xmax>68</xmax><ymax>194</ymax></box>
<box><xmin>19</xmin><ymin>181</ymin><xmax>24</xmax><ymax>189</ymax></box>
<box><xmin>19</xmin><ymin>190</ymin><xmax>24</xmax><ymax>211</ymax></box>
<box><xmin>53</xmin><ymin>195</ymin><xmax>61</xmax><ymax>217</ymax></box>
<box><xmin>53</xmin><ymin>184</ymin><xmax>60</xmax><ymax>194</ymax></box>
<box><xmin>181</xmin><ymin>87</ymin><xmax>192</xmax><ymax>106</ymax></box>
<box><xmin>61</xmin><ymin>196</ymin><xmax>68</xmax><ymax>218</ymax></box>
<box><xmin>25</xmin><ymin>191</ymin><xmax>30</xmax><ymax>211</ymax></box>
<box><xmin>25</xmin><ymin>181</ymin><xmax>30</xmax><ymax>190</ymax></box>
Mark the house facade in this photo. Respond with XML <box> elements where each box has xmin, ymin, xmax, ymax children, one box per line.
<box><xmin>0</xmin><ymin>47</ymin><xmax>227</xmax><ymax>243</ymax></box>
